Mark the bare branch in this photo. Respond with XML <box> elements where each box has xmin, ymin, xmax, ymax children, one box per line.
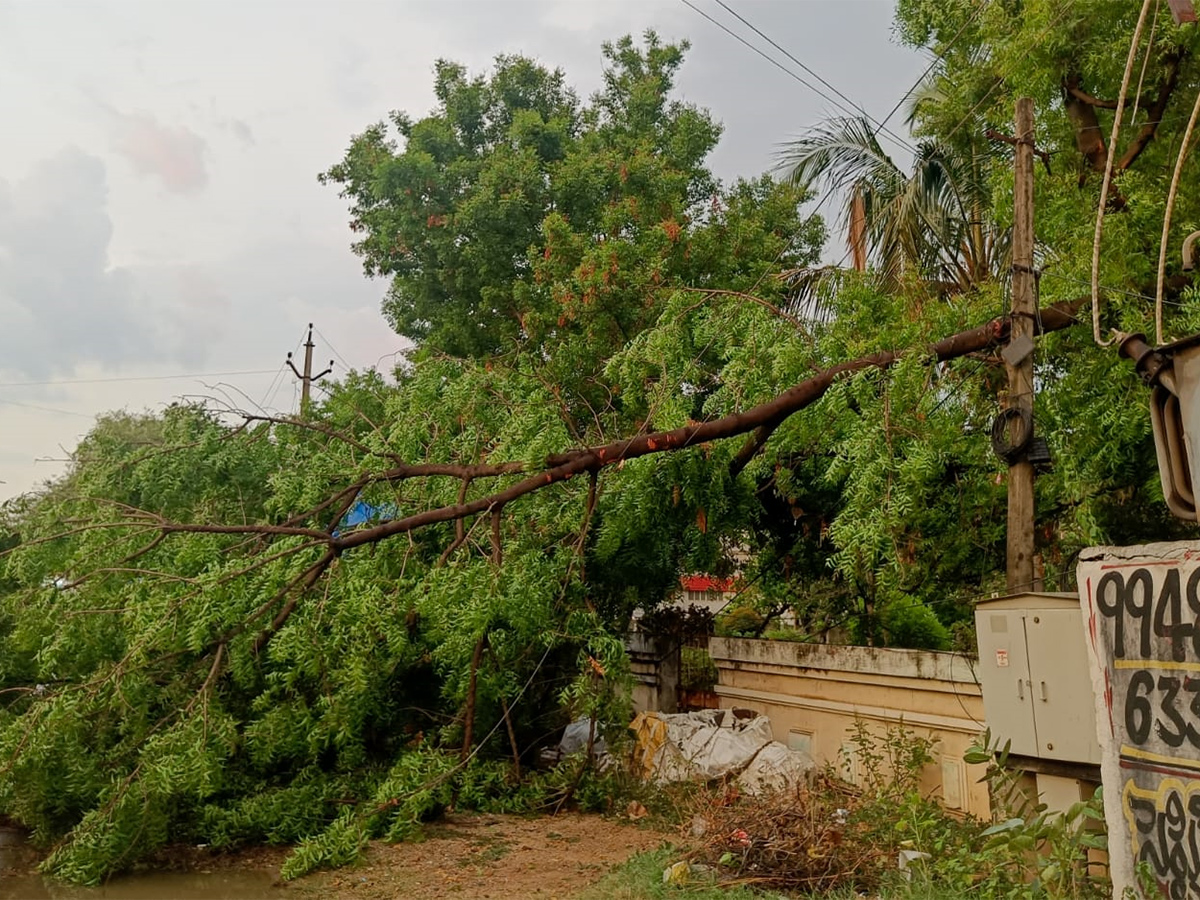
<box><xmin>1065</xmin><ymin>83</ymin><xmax>1152</xmax><ymax>110</ymax></box>
<box><xmin>683</xmin><ymin>287</ymin><xmax>812</xmax><ymax>334</ymax></box>
<box><xmin>250</xmin><ymin>550</ymin><xmax>338</xmax><ymax>655</ymax></box>
<box><xmin>728</xmin><ymin>420</ymin><xmax>784</xmax><ymax>479</ymax></box>
<box><xmin>490</xmin><ymin>505</ymin><xmax>504</xmax><ymax>567</ymax></box>
<box><xmin>18</xmin><ymin>304</ymin><xmax>1083</xmax><ymax>582</ymax></box>
<box><xmin>1117</xmin><ymin>51</ymin><xmax>1186</xmax><ymax>171</ymax></box>
<box><xmin>438</xmin><ymin>478</ymin><xmax>473</xmax><ymax>566</ymax></box>
<box><xmin>241</xmin><ymin>413</ymin><xmax>403</xmax><ymax>464</ymax></box>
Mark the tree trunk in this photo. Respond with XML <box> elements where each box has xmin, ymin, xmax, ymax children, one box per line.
<box><xmin>460</xmin><ymin>634</ymin><xmax>488</xmax><ymax>762</ymax></box>
<box><xmin>1063</xmin><ymin>75</ymin><xmax>1108</xmax><ymax>178</ymax></box>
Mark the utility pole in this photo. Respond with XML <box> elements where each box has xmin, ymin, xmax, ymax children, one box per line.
<box><xmin>1006</xmin><ymin>98</ymin><xmax>1038</xmax><ymax>593</ymax></box>
<box><xmin>286</xmin><ymin>324</ymin><xmax>333</xmax><ymax>418</ymax></box>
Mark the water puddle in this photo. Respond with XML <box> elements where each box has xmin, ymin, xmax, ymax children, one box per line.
<box><xmin>0</xmin><ymin>828</ymin><xmax>282</xmax><ymax>900</ymax></box>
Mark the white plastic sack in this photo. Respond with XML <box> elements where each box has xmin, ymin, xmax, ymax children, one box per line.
<box><xmin>735</xmin><ymin>740</ymin><xmax>815</xmax><ymax>795</ymax></box>
<box><xmin>641</xmin><ymin>710</ymin><xmax>774</xmax><ymax>784</ymax></box>
<box><xmin>559</xmin><ymin>718</ymin><xmax>607</xmax><ymax>758</ymax></box>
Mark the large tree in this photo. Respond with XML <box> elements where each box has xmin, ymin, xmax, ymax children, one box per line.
<box><xmin>780</xmin><ymin>115</ymin><xmax>1006</xmax><ymax>293</ymax></box>
<box><xmin>322</xmin><ymin>33</ymin><xmax>822</xmax><ymax>369</ymax></box>
<box><xmin>0</xmin><ymin>34</ymin><xmax>829</xmax><ymax>885</ymax></box>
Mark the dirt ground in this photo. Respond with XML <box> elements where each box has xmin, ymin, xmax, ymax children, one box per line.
<box><xmin>1</xmin><ymin>813</ymin><xmax>668</xmax><ymax>900</ymax></box>
<box><xmin>290</xmin><ymin>813</ymin><xmax>667</xmax><ymax>899</ymax></box>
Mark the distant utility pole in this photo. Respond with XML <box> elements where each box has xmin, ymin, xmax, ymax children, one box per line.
<box><xmin>286</xmin><ymin>324</ymin><xmax>333</xmax><ymax>417</ymax></box>
<box><xmin>1006</xmin><ymin>98</ymin><xmax>1038</xmax><ymax>593</ymax></box>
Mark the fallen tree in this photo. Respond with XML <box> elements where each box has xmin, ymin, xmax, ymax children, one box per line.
<box><xmin>0</xmin><ymin>299</ymin><xmax>1080</xmax><ymax>883</ymax></box>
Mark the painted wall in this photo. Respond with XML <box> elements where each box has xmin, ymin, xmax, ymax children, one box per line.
<box><xmin>627</xmin><ymin>632</ymin><xmax>679</xmax><ymax>714</ymax></box>
<box><xmin>709</xmin><ymin>637</ymin><xmax>991</xmax><ymax>817</ymax></box>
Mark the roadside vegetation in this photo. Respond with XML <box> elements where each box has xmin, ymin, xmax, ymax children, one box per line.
<box><xmin>588</xmin><ymin>727</ymin><xmax>1111</xmax><ymax>900</ymax></box>
<box><xmin>3</xmin><ymin>1</ymin><xmax>1200</xmax><ymax>890</ymax></box>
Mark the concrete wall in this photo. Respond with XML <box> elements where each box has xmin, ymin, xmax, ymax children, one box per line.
<box><xmin>710</xmin><ymin>637</ymin><xmax>990</xmax><ymax>817</ymax></box>
<box><xmin>627</xmin><ymin>633</ymin><xmax>679</xmax><ymax>714</ymax></box>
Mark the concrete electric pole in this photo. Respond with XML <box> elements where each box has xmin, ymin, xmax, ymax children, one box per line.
<box><xmin>286</xmin><ymin>324</ymin><xmax>334</xmax><ymax>417</ymax></box>
<box><xmin>1006</xmin><ymin>98</ymin><xmax>1038</xmax><ymax>593</ymax></box>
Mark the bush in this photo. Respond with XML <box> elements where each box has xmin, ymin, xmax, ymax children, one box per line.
<box><xmin>714</xmin><ymin>606</ymin><xmax>765</xmax><ymax>637</ymax></box>
<box><xmin>680</xmin><ymin>647</ymin><xmax>718</xmax><ymax>691</ymax></box>
<box><xmin>881</xmin><ymin>598</ymin><xmax>950</xmax><ymax>651</ymax></box>
<box><xmin>685</xmin><ymin>723</ymin><xmax>1111</xmax><ymax>899</ymax></box>
<box><xmin>761</xmin><ymin>626</ymin><xmax>811</xmax><ymax>642</ymax></box>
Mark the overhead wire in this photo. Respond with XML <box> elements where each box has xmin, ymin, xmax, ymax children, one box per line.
<box><xmin>803</xmin><ymin>0</ymin><xmax>1072</xmax><ymax>276</ymax></box>
<box><xmin>313</xmin><ymin>325</ymin><xmax>353</xmax><ymax>372</ymax></box>
<box><xmin>1155</xmin><ymin>83</ymin><xmax>1200</xmax><ymax>345</ymax></box>
<box><xmin>811</xmin><ymin>0</ymin><xmax>993</xmax><ymax>273</ymax></box>
<box><xmin>873</xmin><ymin>0</ymin><xmax>992</xmax><ymax>135</ymax></box>
<box><xmin>0</xmin><ymin>369</ymin><xmax>278</xmax><ymax>389</ymax></box>
<box><xmin>255</xmin><ymin>364</ymin><xmax>289</xmax><ymax>414</ymax></box>
<box><xmin>1129</xmin><ymin>0</ymin><xmax>1161</xmax><ymax>127</ymax></box>
<box><xmin>942</xmin><ymin>0</ymin><xmax>1079</xmax><ymax>146</ymax></box>
<box><xmin>1092</xmin><ymin>0</ymin><xmax>1156</xmax><ymax>347</ymax></box>
<box><xmin>258</xmin><ymin>328</ymin><xmax>308</xmax><ymax>413</ymax></box>
<box><xmin>0</xmin><ymin>398</ymin><xmax>94</xmax><ymax>419</ymax></box>
<box><xmin>708</xmin><ymin>0</ymin><xmax>917</xmax><ymax>153</ymax></box>
<box><xmin>680</xmin><ymin>0</ymin><xmax>1002</xmax><ymax>285</ymax></box>
<box><xmin>678</xmin><ymin>0</ymin><xmax>915</xmax><ymax>156</ymax></box>
<box><xmin>1038</xmin><ymin>269</ymin><xmax>1193</xmax><ymax>307</ymax></box>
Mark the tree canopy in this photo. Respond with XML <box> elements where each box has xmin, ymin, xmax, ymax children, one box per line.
<box><xmin>321</xmin><ymin>34</ymin><xmax>822</xmax><ymax>368</ymax></box>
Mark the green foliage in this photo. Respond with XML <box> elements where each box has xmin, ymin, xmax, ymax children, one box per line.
<box><xmin>714</xmin><ymin>606</ymin><xmax>765</xmax><ymax>638</ymax></box>
<box><xmin>919</xmin><ymin>731</ymin><xmax>1110</xmax><ymax>899</ymax></box>
<box><xmin>679</xmin><ymin>647</ymin><xmax>718</xmax><ymax>692</ymax></box>
<box><xmin>322</xmin><ymin>31</ymin><xmax>821</xmax><ymax>371</ymax></box>
<box><xmin>0</xmin><ymin>383</ymin><xmax>621</xmax><ymax>882</ymax></box>
<box><xmin>881</xmin><ymin>596</ymin><xmax>951</xmax><ymax>651</ymax></box>
<box><xmin>280</xmin><ymin>810</ymin><xmax>368</xmax><ymax>882</ymax></box>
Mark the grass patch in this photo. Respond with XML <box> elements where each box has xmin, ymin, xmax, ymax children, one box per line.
<box><xmin>577</xmin><ymin>849</ymin><xmax>1004</xmax><ymax>900</ymax></box>
<box><xmin>474</xmin><ymin>838</ymin><xmax>511</xmax><ymax>863</ymax></box>
<box><xmin>576</xmin><ymin>847</ymin><xmax>786</xmax><ymax>900</ymax></box>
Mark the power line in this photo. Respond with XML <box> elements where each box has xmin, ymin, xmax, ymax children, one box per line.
<box><xmin>255</xmin><ymin>363</ymin><xmax>289</xmax><ymax>414</ymax></box>
<box><xmin>679</xmin><ymin>0</ymin><xmax>915</xmax><ymax>156</ymax></box>
<box><xmin>0</xmin><ymin>398</ymin><xmax>93</xmax><ymax>419</ymax></box>
<box><xmin>1038</xmin><ymin>269</ymin><xmax>1195</xmax><ymax>308</ymax></box>
<box><xmin>257</xmin><ymin>328</ymin><xmax>308</xmax><ymax>413</ymax></box>
<box><xmin>873</xmin><ymin>0</ymin><xmax>992</xmax><ymax>135</ymax></box>
<box><xmin>313</xmin><ymin>325</ymin><xmax>353</xmax><ymax>372</ymax></box>
<box><xmin>0</xmin><ymin>369</ymin><xmax>277</xmax><ymax>390</ymax></box>
<box><xmin>709</xmin><ymin>0</ymin><xmax>917</xmax><ymax>153</ymax></box>
<box><xmin>819</xmin><ymin>0</ymin><xmax>1076</xmax><ymax>273</ymax></box>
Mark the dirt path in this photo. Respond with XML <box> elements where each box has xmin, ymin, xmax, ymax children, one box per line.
<box><xmin>1</xmin><ymin>813</ymin><xmax>667</xmax><ymax>900</ymax></box>
<box><xmin>290</xmin><ymin>813</ymin><xmax>666</xmax><ymax>900</ymax></box>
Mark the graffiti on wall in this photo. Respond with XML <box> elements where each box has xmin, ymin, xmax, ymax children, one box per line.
<box><xmin>1079</xmin><ymin>545</ymin><xmax>1200</xmax><ymax>899</ymax></box>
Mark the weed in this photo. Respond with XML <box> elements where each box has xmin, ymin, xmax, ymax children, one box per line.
<box><xmin>576</xmin><ymin>847</ymin><xmax>787</xmax><ymax>900</ymax></box>
<box><xmin>678</xmin><ymin>723</ymin><xmax>1113</xmax><ymax>900</ymax></box>
<box><xmin>680</xmin><ymin>647</ymin><xmax>718</xmax><ymax>691</ymax></box>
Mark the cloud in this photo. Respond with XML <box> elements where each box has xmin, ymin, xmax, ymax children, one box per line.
<box><xmin>224</xmin><ymin>117</ymin><xmax>255</xmax><ymax>147</ymax></box>
<box><xmin>330</xmin><ymin>41</ymin><xmax>377</xmax><ymax>109</ymax></box>
<box><xmin>111</xmin><ymin>110</ymin><xmax>208</xmax><ymax>193</ymax></box>
<box><xmin>0</xmin><ymin>149</ymin><xmax>196</xmax><ymax>378</ymax></box>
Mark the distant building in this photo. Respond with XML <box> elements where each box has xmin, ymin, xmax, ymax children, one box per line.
<box><xmin>678</xmin><ymin>574</ymin><xmax>737</xmax><ymax>613</ymax></box>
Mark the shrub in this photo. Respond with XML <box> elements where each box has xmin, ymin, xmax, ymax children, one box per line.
<box><xmin>680</xmin><ymin>647</ymin><xmax>718</xmax><ymax>691</ymax></box>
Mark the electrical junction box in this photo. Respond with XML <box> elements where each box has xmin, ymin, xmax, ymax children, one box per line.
<box><xmin>973</xmin><ymin>592</ymin><xmax>1101</xmax><ymax>766</ymax></box>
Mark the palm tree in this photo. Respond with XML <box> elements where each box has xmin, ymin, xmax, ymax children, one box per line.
<box><xmin>779</xmin><ymin>115</ymin><xmax>1008</xmax><ymax>297</ymax></box>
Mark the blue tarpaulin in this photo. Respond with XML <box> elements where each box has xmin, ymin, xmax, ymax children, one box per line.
<box><xmin>334</xmin><ymin>499</ymin><xmax>395</xmax><ymax>535</ymax></box>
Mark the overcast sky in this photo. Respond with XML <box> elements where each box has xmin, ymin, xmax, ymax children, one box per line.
<box><xmin>0</xmin><ymin>0</ymin><xmax>927</xmax><ymax>501</ymax></box>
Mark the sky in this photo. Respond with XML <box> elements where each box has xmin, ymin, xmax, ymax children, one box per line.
<box><xmin>0</xmin><ymin>0</ymin><xmax>928</xmax><ymax>502</ymax></box>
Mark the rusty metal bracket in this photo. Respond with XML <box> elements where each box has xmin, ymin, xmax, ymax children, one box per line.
<box><xmin>1119</xmin><ymin>333</ymin><xmax>1175</xmax><ymax>389</ymax></box>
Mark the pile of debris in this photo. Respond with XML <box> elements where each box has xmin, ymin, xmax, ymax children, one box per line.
<box><xmin>629</xmin><ymin>708</ymin><xmax>814</xmax><ymax>794</ymax></box>
<box><xmin>684</xmin><ymin>773</ymin><xmax>893</xmax><ymax>892</ymax></box>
